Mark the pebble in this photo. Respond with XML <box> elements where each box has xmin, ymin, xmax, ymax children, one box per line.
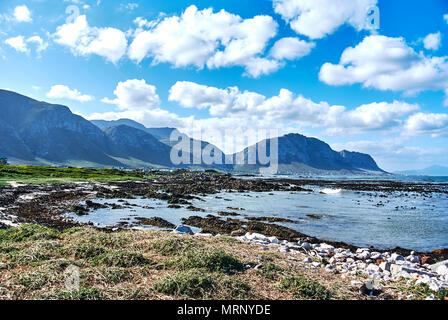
<box><xmin>236</xmin><ymin>232</ymin><xmax>448</xmax><ymax>293</ymax></box>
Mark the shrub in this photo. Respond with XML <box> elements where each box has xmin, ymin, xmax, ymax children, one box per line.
<box><xmin>279</xmin><ymin>276</ymin><xmax>331</xmax><ymax>300</ymax></box>
<box><xmin>74</xmin><ymin>243</ymin><xmax>106</xmax><ymax>260</ymax></box>
<box><xmin>175</xmin><ymin>249</ymin><xmax>244</xmax><ymax>274</ymax></box>
<box><xmin>257</xmin><ymin>262</ymin><xmax>284</xmax><ymax>280</ymax></box>
<box><xmin>93</xmin><ymin>251</ymin><xmax>151</xmax><ymax>268</ymax></box>
<box><xmin>219</xmin><ymin>277</ymin><xmax>253</xmax><ymax>300</ymax></box>
<box><xmin>154</xmin><ymin>270</ymin><xmax>216</xmax><ymax>298</ymax></box>
<box><xmin>151</xmin><ymin>238</ymin><xmax>198</xmax><ymax>256</ymax></box>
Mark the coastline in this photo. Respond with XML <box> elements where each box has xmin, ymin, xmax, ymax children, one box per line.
<box><xmin>1</xmin><ymin>171</ymin><xmax>448</xmax><ymax>300</ymax></box>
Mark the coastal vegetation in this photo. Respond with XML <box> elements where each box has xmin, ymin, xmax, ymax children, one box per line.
<box><xmin>0</xmin><ymin>224</ymin><xmax>444</xmax><ymax>300</ymax></box>
<box><xmin>0</xmin><ymin>164</ymin><xmax>149</xmax><ymax>185</ymax></box>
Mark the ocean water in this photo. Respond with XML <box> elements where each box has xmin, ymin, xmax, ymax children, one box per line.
<box><xmin>68</xmin><ymin>176</ymin><xmax>448</xmax><ymax>252</ymax></box>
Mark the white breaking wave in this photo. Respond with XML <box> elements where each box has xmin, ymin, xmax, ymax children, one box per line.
<box><xmin>320</xmin><ymin>188</ymin><xmax>342</xmax><ymax>194</ymax></box>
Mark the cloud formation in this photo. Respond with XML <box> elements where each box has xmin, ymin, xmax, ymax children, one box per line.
<box><xmin>128</xmin><ymin>5</ymin><xmax>312</xmax><ymax>77</ymax></box>
<box><xmin>46</xmin><ymin>85</ymin><xmax>94</xmax><ymax>102</ymax></box>
<box><xmin>54</xmin><ymin>15</ymin><xmax>127</xmax><ymax>63</ymax></box>
<box><xmin>169</xmin><ymin>81</ymin><xmax>419</xmax><ymax>134</ymax></box>
<box><xmin>13</xmin><ymin>5</ymin><xmax>32</xmax><ymax>23</ymax></box>
<box><xmin>91</xmin><ymin>79</ymin><xmax>189</xmax><ymax>128</ymax></box>
<box><xmin>319</xmin><ymin>35</ymin><xmax>448</xmax><ymax>104</ymax></box>
<box><xmin>270</xmin><ymin>37</ymin><xmax>315</xmax><ymax>60</ymax></box>
<box><xmin>423</xmin><ymin>32</ymin><xmax>442</xmax><ymax>51</ymax></box>
<box><xmin>4</xmin><ymin>35</ymin><xmax>47</xmax><ymax>55</ymax></box>
<box><xmin>5</xmin><ymin>36</ymin><xmax>29</xmax><ymax>53</ymax></box>
<box><xmin>101</xmin><ymin>79</ymin><xmax>160</xmax><ymax>110</ymax></box>
<box><xmin>404</xmin><ymin>112</ymin><xmax>448</xmax><ymax>137</ymax></box>
<box><xmin>272</xmin><ymin>0</ymin><xmax>377</xmax><ymax>39</ymax></box>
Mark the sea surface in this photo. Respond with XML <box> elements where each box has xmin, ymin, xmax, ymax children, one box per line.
<box><xmin>68</xmin><ymin>175</ymin><xmax>448</xmax><ymax>252</ymax></box>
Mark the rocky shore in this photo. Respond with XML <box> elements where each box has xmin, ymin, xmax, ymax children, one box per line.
<box><xmin>1</xmin><ymin>172</ymin><xmax>448</xmax><ymax>299</ymax></box>
<box><xmin>232</xmin><ymin>232</ymin><xmax>448</xmax><ymax>296</ymax></box>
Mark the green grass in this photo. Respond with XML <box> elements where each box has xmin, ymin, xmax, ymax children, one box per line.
<box><xmin>154</xmin><ymin>270</ymin><xmax>217</xmax><ymax>299</ymax></box>
<box><xmin>278</xmin><ymin>276</ymin><xmax>332</xmax><ymax>300</ymax></box>
<box><xmin>0</xmin><ymin>164</ymin><xmax>149</xmax><ymax>185</ymax></box>
<box><xmin>153</xmin><ymin>270</ymin><xmax>252</xmax><ymax>299</ymax></box>
<box><xmin>37</xmin><ymin>287</ymin><xmax>104</xmax><ymax>300</ymax></box>
<box><xmin>15</xmin><ymin>272</ymin><xmax>54</xmax><ymax>291</ymax></box>
<box><xmin>174</xmin><ymin>249</ymin><xmax>244</xmax><ymax>275</ymax></box>
<box><xmin>257</xmin><ymin>262</ymin><xmax>284</xmax><ymax>280</ymax></box>
<box><xmin>92</xmin><ymin>251</ymin><xmax>152</xmax><ymax>268</ymax></box>
<box><xmin>151</xmin><ymin>238</ymin><xmax>200</xmax><ymax>256</ymax></box>
<box><xmin>0</xmin><ymin>224</ymin><xmax>60</xmax><ymax>243</ymax></box>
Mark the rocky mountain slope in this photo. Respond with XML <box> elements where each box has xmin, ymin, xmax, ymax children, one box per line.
<box><xmin>0</xmin><ymin>89</ymin><xmax>385</xmax><ymax>174</ymax></box>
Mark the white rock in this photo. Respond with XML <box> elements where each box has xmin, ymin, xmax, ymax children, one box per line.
<box><xmin>371</xmin><ymin>252</ymin><xmax>382</xmax><ymax>260</ymax></box>
<box><xmin>301</xmin><ymin>242</ymin><xmax>311</xmax><ymax>250</ymax></box>
<box><xmin>429</xmin><ymin>259</ymin><xmax>448</xmax><ymax>271</ymax></box>
<box><xmin>357</xmin><ymin>251</ymin><xmax>371</xmax><ymax>260</ymax></box>
<box><xmin>379</xmin><ymin>261</ymin><xmax>391</xmax><ymax>272</ymax></box>
<box><xmin>391</xmin><ymin>264</ymin><xmax>438</xmax><ymax>278</ymax></box>
<box><xmin>390</xmin><ymin>253</ymin><xmax>405</xmax><ymax>262</ymax></box>
<box><xmin>436</xmin><ymin>265</ymin><xmax>448</xmax><ymax>276</ymax></box>
<box><xmin>268</xmin><ymin>236</ymin><xmax>279</xmax><ymax>244</ymax></box>
<box><xmin>320</xmin><ymin>243</ymin><xmax>335</xmax><ymax>252</ymax></box>
<box><xmin>426</xmin><ymin>294</ymin><xmax>435</xmax><ymax>300</ymax></box>
<box><xmin>406</xmin><ymin>255</ymin><xmax>420</xmax><ymax>264</ymax></box>
<box><xmin>350</xmin><ymin>280</ymin><xmax>363</xmax><ymax>287</ymax></box>
<box><xmin>194</xmin><ymin>233</ymin><xmax>213</xmax><ymax>237</ymax></box>
<box><xmin>370</xmin><ymin>273</ymin><xmax>382</xmax><ymax>280</ymax></box>
<box><xmin>366</xmin><ymin>264</ymin><xmax>380</xmax><ymax>274</ymax></box>
<box><xmin>390</xmin><ymin>264</ymin><xmax>403</xmax><ymax>275</ymax></box>
<box><xmin>429</xmin><ymin>281</ymin><xmax>441</xmax><ymax>292</ymax></box>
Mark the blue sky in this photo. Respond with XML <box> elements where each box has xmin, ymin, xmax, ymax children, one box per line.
<box><xmin>0</xmin><ymin>0</ymin><xmax>448</xmax><ymax>171</ymax></box>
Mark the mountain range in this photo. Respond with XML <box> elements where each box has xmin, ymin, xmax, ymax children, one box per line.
<box><xmin>0</xmin><ymin>89</ymin><xmax>385</xmax><ymax>174</ymax></box>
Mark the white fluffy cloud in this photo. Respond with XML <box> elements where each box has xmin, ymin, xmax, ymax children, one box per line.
<box><xmin>319</xmin><ymin>35</ymin><xmax>448</xmax><ymax>104</ymax></box>
<box><xmin>101</xmin><ymin>79</ymin><xmax>160</xmax><ymax>110</ymax></box>
<box><xmin>169</xmin><ymin>81</ymin><xmax>419</xmax><ymax>134</ymax></box>
<box><xmin>54</xmin><ymin>15</ymin><xmax>127</xmax><ymax>63</ymax></box>
<box><xmin>88</xmin><ymin>79</ymin><xmax>446</xmax><ymax>157</ymax></box>
<box><xmin>90</xmin><ymin>79</ymin><xmax>189</xmax><ymax>128</ymax></box>
<box><xmin>272</xmin><ymin>0</ymin><xmax>377</xmax><ymax>39</ymax></box>
<box><xmin>5</xmin><ymin>35</ymin><xmax>48</xmax><ymax>54</ymax></box>
<box><xmin>444</xmin><ymin>14</ymin><xmax>448</xmax><ymax>24</ymax></box>
<box><xmin>5</xmin><ymin>36</ymin><xmax>29</xmax><ymax>53</ymax></box>
<box><xmin>270</xmin><ymin>37</ymin><xmax>315</xmax><ymax>60</ymax></box>
<box><xmin>13</xmin><ymin>5</ymin><xmax>32</xmax><ymax>22</ymax></box>
<box><xmin>128</xmin><ymin>5</ymin><xmax>311</xmax><ymax>77</ymax></box>
<box><xmin>404</xmin><ymin>112</ymin><xmax>448</xmax><ymax>137</ymax></box>
<box><xmin>423</xmin><ymin>32</ymin><xmax>442</xmax><ymax>51</ymax></box>
<box><xmin>46</xmin><ymin>85</ymin><xmax>94</xmax><ymax>102</ymax></box>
